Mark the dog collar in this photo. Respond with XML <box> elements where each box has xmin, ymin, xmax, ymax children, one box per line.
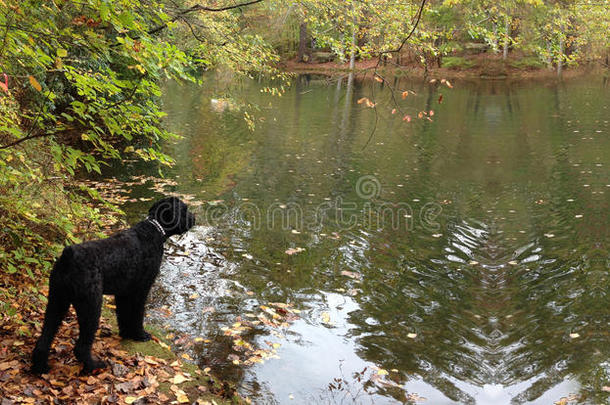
<box><xmin>147</xmin><ymin>218</ymin><xmax>166</xmax><ymax>236</ymax></box>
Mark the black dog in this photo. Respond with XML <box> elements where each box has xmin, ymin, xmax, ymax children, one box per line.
<box><xmin>31</xmin><ymin>197</ymin><xmax>195</xmax><ymax>374</ymax></box>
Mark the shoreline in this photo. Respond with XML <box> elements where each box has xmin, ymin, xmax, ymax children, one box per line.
<box><xmin>280</xmin><ymin>57</ymin><xmax>607</xmax><ymax>81</ymax></box>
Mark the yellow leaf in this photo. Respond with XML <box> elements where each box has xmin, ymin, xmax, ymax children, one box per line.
<box><xmin>377</xmin><ymin>368</ymin><xmax>389</xmax><ymax>376</ymax></box>
<box><xmin>28</xmin><ymin>75</ymin><xmax>42</xmax><ymax>92</ymax></box>
<box><xmin>125</xmin><ymin>397</ymin><xmax>138</xmax><ymax>404</ymax></box>
<box><xmin>321</xmin><ymin>312</ymin><xmax>332</xmax><ymax>325</ymax></box>
<box><xmin>176</xmin><ymin>392</ymin><xmax>189</xmax><ymax>403</ymax></box>
<box><xmin>172</xmin><ymin>373</ymin><xmax>188</xmax><ymax>384</ymax></box>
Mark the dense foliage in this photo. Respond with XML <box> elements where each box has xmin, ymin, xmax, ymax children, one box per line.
<box><xmin>276</xmin><ymin>0</ymin><xmax>610</xmax><ymax>71</ymax></box>
<box><xmin>0</xmin><ymin>0</ymin><xmax>277</xmax><ymax>319</ymax></box>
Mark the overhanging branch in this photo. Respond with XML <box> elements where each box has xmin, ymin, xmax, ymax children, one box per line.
<box><xmin>148</xmin><ymin>0</ymin><xmax>264</xmax><ymax>35</ymax></box>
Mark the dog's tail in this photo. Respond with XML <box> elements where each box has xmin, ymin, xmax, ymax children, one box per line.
<box><xmin>54</xmin><ymin>246</ymin><xmax>73</xmax><ymax>272</ymax></box>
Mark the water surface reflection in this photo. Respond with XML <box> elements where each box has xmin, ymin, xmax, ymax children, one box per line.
<box><xmin>111</xmin><ymin>74</ymin><xmax>609</xmax><ymax>404</ymax></box>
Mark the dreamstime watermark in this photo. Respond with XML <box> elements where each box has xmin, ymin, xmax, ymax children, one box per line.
<box><xmin>185</xmin><ymin>175</ymin><xmax>442</xmax><ymax>232</ymax></box>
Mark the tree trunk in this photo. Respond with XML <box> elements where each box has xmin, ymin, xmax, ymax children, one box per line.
<box><xmin>503</xmin><ymin>15</ymin><xmax>510</xmax><ymax>60</ymax></box>
<box><xmin>349</xmin><ymin>25</ymin><xmax>357</xmax><ymax>70</ymax></box>
<box><xmin>297</xmin><ymin>22</ymin><xmax>309</xmax><ymax>62</ymax></box>
<box><xmin>546</xmin><ymin>40</ymin><xmax>553</xmax><ymax>70</ymax></box>
<box><xmin>493</xmin><ymin>21</ymin><xmax>499</xmax><ymax>53</ymax></box>
<box><xmin>349</xmin><ymin>3</ymin><xmax>357</xmax><ymax>71</ymax></box>
<box><xmin>557</xmin><ymin>26</ymin><xmax>564</xmax><ymax>77</ymax></box>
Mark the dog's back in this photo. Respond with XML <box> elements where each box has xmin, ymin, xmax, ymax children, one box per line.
<box><xmin>52</xmin><ymin>226</ymin><xmax>163</xmax><ymax>296</ymax></box>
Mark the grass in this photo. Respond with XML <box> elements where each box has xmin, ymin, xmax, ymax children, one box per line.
<box><xmin>441</xmin><ymin>56</ymin><xmax>477</xmax><ymax>70</ymax></box>
<box><xmin>101</xmin><ymin>304</ymin><xmax>242</xmax><ymax>404</ymax></box>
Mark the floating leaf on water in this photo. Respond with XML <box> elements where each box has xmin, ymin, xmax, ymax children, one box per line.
<box><xmin>544</xmin><ymin>233</ymin><xmax>555</xmax><ymax>238</ymax></box>
<box><xmin>569</xmin><ymin>333</ymin><xmax>580</xmax><ymax>339</ymax></box>
<box><xmin>321</xmin><ymin>312</ymin><xmax>332</xmax><ymax>325</ymax></box>
<box><xmin>407</xmin><ymin>333</ymin><xmax>417</xmax><ymax>339</ymax></box>
<box><xmin>285</xmin><ymin>247</ymin><xmax>305</xmax><ymax>255</ymax></box>
<box><xmin>340</xmin><ymin>270</ymin><xmax>361</xmax><ymax>280</ymax></box>
<box><xmin>508</xmin><ymin>261</ymin><xmax>518</xmax><ymax>265</ymax></box>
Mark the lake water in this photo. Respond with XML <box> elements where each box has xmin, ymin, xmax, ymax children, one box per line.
<box><xmin>105</xmin><ymin>72</ymin><xmax>609</xmax><ymax>404</ymax></box>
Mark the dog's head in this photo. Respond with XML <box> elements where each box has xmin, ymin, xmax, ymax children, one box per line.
<box><xmin>148</xmin><ymin>197</ymin><xmax>195</xmax><ymax>237</ymax></box>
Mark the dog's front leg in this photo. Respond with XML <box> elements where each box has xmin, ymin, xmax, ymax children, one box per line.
<box><xmin>116</xmin><ymin>290</ymin><xmax>152</xmax><ymax>341</ymax></box>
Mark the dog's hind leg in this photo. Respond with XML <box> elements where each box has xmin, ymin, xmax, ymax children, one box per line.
<box><xmin>31</xmin><ymin>287</ymin><xmax>70</xmax><ymax>374</ymax></box>
<box><xmin>73</xmin><ymin>293</ymin><xmax>105</xmax><ymax>374</ymax></box>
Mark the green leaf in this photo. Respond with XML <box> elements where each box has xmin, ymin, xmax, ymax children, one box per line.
<box><xmin>118</xmin><ymin>11</ymin><xmax>135</xmax><ymax>29</ymax></box>
<box><xmin>100</xmin><ymin>2</ymin><xmax>110</xmax><ymax>21</ymax></box>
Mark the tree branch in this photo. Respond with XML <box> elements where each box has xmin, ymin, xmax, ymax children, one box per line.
<box><xmin>148</xmin><ymin>0</ymin><xmax>264</xmax><ymax>35</ymax></box>
<box><xmin>380</xmin><ymin>0</ymin><xmax>427</xmax><ymax>55</ymax></box>
<box><xmin>0</xmin><ymin>132</ymin><xmax>51</xmax><ymax>150</ymax></box>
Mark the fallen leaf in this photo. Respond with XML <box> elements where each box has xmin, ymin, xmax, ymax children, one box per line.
<box><xmin>171</xmin><ymin>373</ymin><xmax>188</xmax><ymax>384</ymax></box>
<box><xmin>176</xmin><ymin>391</ymin><xmax>189</xmax><ymax>403</ymax></box>
<box><xmin>341</xmin><ymin>270</ymin><xmax>361</xmax><ymax>280</ymax></box>
<box><xmin>285</xmin><ymin>247</ymin><xmax>305</xmax><ymax>255</ymax></box>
